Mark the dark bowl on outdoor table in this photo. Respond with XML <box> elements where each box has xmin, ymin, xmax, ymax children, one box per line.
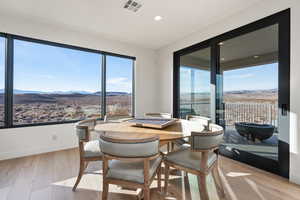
<box><xmin>235</xmin><ymin>122</ymin><xmax>275</xmax><ymax>141</ymax></box>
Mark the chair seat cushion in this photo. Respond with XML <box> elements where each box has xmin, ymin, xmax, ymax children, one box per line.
<box><xmin>165</xmin><ymin>149</ymin><xmax>217</xmax><ymax>172</ymax></box>
<box><xmin>106</xmin><ymin>156</ymin><xmax>162</xmax><ymax>184</ymax></box>
<box><xmin>84</xmin><ymin>140</ymin><xmax>103</xmax><ymax>158</ymax></box>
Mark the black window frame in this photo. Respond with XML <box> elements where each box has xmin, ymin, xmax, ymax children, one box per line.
<box><xmin>0</xmin><ymin>33</ymin><xmax>136</xmax><ymax>129</ymax></box>
<box><xmin>0</xmin><ymin>34</ymin><xmax>7</xmax><ymax>127</ymax></box>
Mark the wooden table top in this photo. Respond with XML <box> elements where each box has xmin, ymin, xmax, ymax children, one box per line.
<box><xmin>94</xmin><ymin>119</ymin><xmax>205</xmax><ymax>142</ymax></box>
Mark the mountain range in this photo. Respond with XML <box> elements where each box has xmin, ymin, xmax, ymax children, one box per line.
<box><xmin>0</xmin><ymin>88</ymin><xmax>276</xmax><ymax>95</ymax></box>
<box><xmin>0</xmin><ymin>89</ymin><xmax>130</xmax><ymax>96</ymax></box>
<box><xmin>224</xmin><ymin>89</ymin><xmax>278</xmax><ymax>94</ymax></box>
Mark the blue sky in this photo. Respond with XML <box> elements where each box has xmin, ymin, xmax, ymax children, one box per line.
<box><xmin>180</xmin><ymin>63</ymin><xmax>278</xmax><ymax>93</ymax></box>
<box><xmin>223</xmin><ymin>63</ymin><xmax>278</xmax><ymax>91</ymax></box>
<box><xmin>1</xmin><ymin>38</ymin><xmax>277</xmax><ymax>94</ymax></box>
<box><xmin>0</xmin><ymin>39</ymin><xmax>133</xmax><ymax>93</ymax></box>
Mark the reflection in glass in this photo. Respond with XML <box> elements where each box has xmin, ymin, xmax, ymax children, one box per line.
<box><xmin>179</xmin><ymin>47</ymin><xmax>211</xmax><ymax>118</ymax></box>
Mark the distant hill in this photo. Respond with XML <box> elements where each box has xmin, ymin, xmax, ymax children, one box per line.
<box><xmin>0</xmin><ymin>88</ymin><xmax>276</xmax><ymax>96</ymax></box>
<box><xmin>0</xmin><ymin>89</ymin><xmax>49</xmax><ymax>94</ymax></box>
<box><xmin>0</xmin><ymin>89</ymin><xmax>130</xmax><ymax>95</ymax></box>
<box><xmin>224</xmin><ymin>89</ymin><xmax>277</xmax><ymax>94</ymax></box>
<box><xmin>180</xmin><ymin>89</ymin><xmax>277</xmax><ymax>95</ymax></box>
<box><xmin>103</xmin><ymin>92</ymin><xmax>130</xmax><ymax>96</ymax></box>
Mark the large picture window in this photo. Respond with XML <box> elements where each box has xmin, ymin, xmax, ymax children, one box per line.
<box><xmin>0</xmin><ymin>34</ymin><xmax>135</xmax><ymax>128</ymax></box>
<box><xmin>13</xmin><ymin>40</ymin><xmax>102</xmax><ymax>125</ymax></box>
<box><xmin>0</xmin><ymin>37</ymin><xmax>5</xmax><ymax>127</ymax></box>
<box><xmin>106</xmin><ymin>56</ymin><xmax>133</xmax><ymax>117</ymax></box>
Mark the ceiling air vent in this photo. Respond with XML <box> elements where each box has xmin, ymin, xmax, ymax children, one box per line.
<box><xmin>124</xmin><ymin>0</ymin><xmax>142</xmax><ymax>12</ymax></box>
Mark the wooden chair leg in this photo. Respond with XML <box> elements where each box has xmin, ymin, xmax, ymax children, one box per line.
<box><xmin>198</xmin><ymin>174</ymin><xmax>209</xmax><ymax>200</ymax></box>
<box><xmin>102</xmin><ymin>156</ymin><xmax>109</xmax><ymax>200</ymax></box>
<box><xmin>144</xmin><ymin>187</ymin><xmax>150</xmax><ymax>200</ymax></box>
<box><xmin>157</xmin><ymin>164</ymin><xmax>162</xmax><ymax>192</ymax></box>
<box><xmin>72</xmin><ymin>159</ymin><xmax>85</xmax><ymax>191</ymax></box>
<box><xmin>212</xmin><ymin>164</ymin><xmax>225</xmax><ymax>199</ymax></box>
<box><xmin>102</xmin><ymin>181</ymin><xmax>109</xmax><ymax>200</ymax></box>
<box><xmin>164</xmin><ymin>164</ymin><xmax>170</xmax><ymax>194</ymax></box>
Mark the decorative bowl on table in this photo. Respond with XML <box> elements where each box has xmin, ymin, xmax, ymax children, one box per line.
<box><xmin>234</xmin><ymin>122</ymin><xmax>275</xmax><ymax>141</ymax></box>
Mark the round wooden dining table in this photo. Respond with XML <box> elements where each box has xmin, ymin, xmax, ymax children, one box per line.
<box><xmin>94</xmin><ymin>119</ymin><xmax>205</xmax><ymax>146</ymax></box>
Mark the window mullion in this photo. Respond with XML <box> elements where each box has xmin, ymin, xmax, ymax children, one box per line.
<box><xmin>131</xmin><ymin>60</ymin><xmax>135</xmax><ymax>117</ymax></box>
<box><xmin>101</xmin><ymin>54</ymin><xmax>106</xmax><ymax>118</ymax></box>
<box><xmin>4</xmin><ymin>36</ymin><xmax>13</xmax><ymax>127</ymax></box>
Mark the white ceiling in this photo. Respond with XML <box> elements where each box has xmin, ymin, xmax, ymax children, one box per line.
<box><xmin>0</xmin><ymin>0</ymin><xmax>263</xmax><ymax>49</ymax></box>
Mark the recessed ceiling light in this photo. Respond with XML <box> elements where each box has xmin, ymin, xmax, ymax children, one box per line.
<box><xmin>154</xmin><ymin>16</ymin><xmax>162</xmax><ymax>21</ymax></box>
<box><xmin>219</xmin><ymin>42</ymin><xmax>224</xmax><ymax>46</ymax></box>
<box><xmin>254</xmin><ymin>55</ymin><xmax>260</xmax><ymax>59</ymax></box>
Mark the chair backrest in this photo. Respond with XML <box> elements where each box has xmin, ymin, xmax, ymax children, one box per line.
<box><xmin>145</xmin><ymin>113</ymin><xmax>172</xmax><ymax>119</ymax></box>
<box><xmin>75</xmin><ymin>118</ymin><xmax>97</xmax><ymax>142</ymax></box>
<box><xmin>186</xmin><ymin>115</ymin><xmax>211</xmax><ymax>130</ymax></box>
<box><xmin>190</xmin><ymin>123</ymin><xmax>224</xmax><ymax>151</ymax></box>
<box><xmin>76</xmin><ymin>117</ymin><xmax>106</xmax><ymax>142</ymax></box>
<box><xmin>99</xmin><ymin>132</ymin><xmax>160</xmax><ymax>158</ymax></box>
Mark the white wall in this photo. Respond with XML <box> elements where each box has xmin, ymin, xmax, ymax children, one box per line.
<box><xmin>0</xmin><ymin>14</ymin><xmax>159</xmax><ymax>160</ymax></box>
<box><xmin>157</xmin><ymin>0</ymin><xmax>300</xmax><ymax>184</ymax></box>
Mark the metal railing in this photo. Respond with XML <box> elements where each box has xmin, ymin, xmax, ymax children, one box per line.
<box><xmin>224</xmin><ymin>103</ymin><xmax>277</xmax><ymax>127</ymax></box>
<box><xmin>180</xmin><ymin>102</ymin><xmax>278</xmax><ymax>128</ymax></box>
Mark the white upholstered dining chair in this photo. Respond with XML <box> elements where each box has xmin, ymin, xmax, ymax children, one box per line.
<box><xmin>72</xmin><ymin>116</ymin><xmax>107</xmax><ymax>191</ymax></box>
<box><xmin>174</xmin><ymin>115</ymin><xmax>212</xmax><ymax>148</ymax></box>
<box><xmin>186</xmin><ymin>115</ymin><xmax>211</xmax><ymax>130</ymax></box>
<box><xmin>99</xmin><ymin>132</ymin><xmax>163</xmax><ymax>200</ymax></box>
<box><xmin>145</xmin><ymin>112</ymin><xmax>176</xmax><ymax>152</ymax></box>
<box><xmin>164</xmin><ymin>123</ymin><xmax>225</xmax><ymax>200</ymax></box>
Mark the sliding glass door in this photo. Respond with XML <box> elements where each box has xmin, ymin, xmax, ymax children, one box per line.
<box><xmin>173</xmin><ymin>10</ymin><xmax>290</xmax><ymax>177</ymax></box>
<box><xmin>179</xmin><ymin>47</ymin><xmax>211</xmax><ymax>119</ymax></box>
<box><xmin>217</xmin><ymin>24</ymin><xmax>281</xmax><ymax>172</ymax></box>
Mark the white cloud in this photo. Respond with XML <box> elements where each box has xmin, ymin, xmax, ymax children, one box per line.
<box><xmin>106</xmin><ymin>77</ymin><xmax>132</xmax><ymax>93</ymax></box>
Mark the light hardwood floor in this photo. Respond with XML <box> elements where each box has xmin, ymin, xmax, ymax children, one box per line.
<box><xmin>1</xmin><ymin>148</ymin><xmax>300</xmax><ymax>200</ymax></box>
